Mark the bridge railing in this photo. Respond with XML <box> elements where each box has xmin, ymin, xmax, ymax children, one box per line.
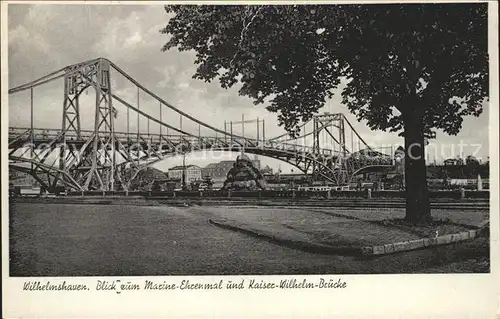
<box><xmin>9</xmin><ymin>127</ymin><xmax>393</xmax><ymax>166</ymax></box>
<box><xmin>9</xmin><ymin>127</ymin><xmax>342</xmax><ymax>154</ymax></box>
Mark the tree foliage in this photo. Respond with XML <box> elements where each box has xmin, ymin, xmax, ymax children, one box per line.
<box><xmin>161</xmin><ymin>4</ymin><xmax>488</xmax><ymax>137</ymax></box>
<box><xmin>161</xmin><ymin>4</ymin><xmax>489</xmax><ymax>224</ymax></box>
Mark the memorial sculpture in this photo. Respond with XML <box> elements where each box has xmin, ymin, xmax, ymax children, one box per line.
<box><xmin>222</xmin><ymin>154</ymin><xmax>268</xmax><ymax>190</ymax></box>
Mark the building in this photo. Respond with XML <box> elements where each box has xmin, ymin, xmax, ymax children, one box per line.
<box><xmin>202</xmin><ymin>157</ymin><xmax>262</xmax><ymax>180</ymax></box>
<box><xmin>9</xmin><ymin>170</ymin><xmax>38</xmax><ymax>187</ymax></box>
<box><xmin>251</xmin><ymin>157</ymin><xmax>261</xmax><ymax>170</ymax></box>
<box><xmin>168</xmin><ymin>165</ymin><xmax>202</xmax><ymax>183</ymax></box>
<box><xmin>201</xmin><ymin>161</ymin><xmax>235</xmax><ymax>180</ymax></box>
<box><xmin>261</xmin><ymin>165</ymin><xmax>273</xmax><ymax>174</ymax></box>
<box><xmin>444</xmin><ymin>157</ymin><xmax>465</xmax><ymax>166</ymax></box>
<box><xmin>137</xmin><ymin>167</ymin><xmax>168</xmax><ymax>181</ymax></box>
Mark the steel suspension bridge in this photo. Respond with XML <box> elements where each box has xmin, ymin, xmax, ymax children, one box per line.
<box><xmin>8</xmin><ymin>58</ymin><xmax>395</xmax><ymax>193</ymax></box>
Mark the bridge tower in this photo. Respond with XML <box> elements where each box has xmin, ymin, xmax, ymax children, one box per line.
<box><xmin>61</xmin><ymin>58</ymin><xmax>117</xmax><ymax>191</ymax></box>
<box><xmin>311</xmin><ymin>113</ymin><xmax>350</xmax><ymax>185</ymax></box>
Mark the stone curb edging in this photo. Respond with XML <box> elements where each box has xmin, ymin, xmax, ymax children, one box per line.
<box><xmin>362</xmin><ymin>230</ymin><xmax>478</xmax><ymax>256</ymax></box>
<box><xmin>208</xmin><ymin>218</ymin><xmax>481</xmax><ymax>257</ymax></box>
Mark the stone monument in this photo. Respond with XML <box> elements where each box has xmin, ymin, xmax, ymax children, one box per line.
<box><xmin>222</xmin><ymin>154</ymin><xmax>268</xmax><ymax>190</ymax></box>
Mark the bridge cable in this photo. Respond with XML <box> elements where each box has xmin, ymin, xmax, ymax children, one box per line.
<box><xmin>137</xmin><ymin>86</ymin><xmax>140</xmax><ymax>167</ymax></box>
<box><xmin>109</xmin><ymin>61</ymin><xmax>246</xmax><ymax>140</ymax></box>
<box><xmin>278</xmin><ymin>120</ymin><xmax>337</xmax><ymax>143</ymax></box>
<box><xmin>112</xmin><ymin>94</ymin><xmax>195</xmax><ymax>137</ymax></box>
<box><xmin>268</xmin><ymin>119</ymin><xmax>311</xmax><ymax>141</ymax></box>
<box><xmin>159</xmin><ymin>102</ymin><xmax>162</xmax><ymax>138</ymax></box>
<box><xmin>30</xmin><ymin>87</ymin><xmax>34</xmax><ymax>172</ymax></box>
<box><xmin>127</xmin><ymin>91</ymin><xmax>130</xmax><ymax>160</ymax></box>
<box><xmin>8</xmin><ymin>58</ymin><xmax>102</xmax><ymax>94</ymax></box>
<box><xmin>9</xmin><ymin>73</ymin><xmax>66</xmax><ymax>94</ymax></box>
<box><xmin>343</xmin><ymin>116</ymin><xmax>373</xmax><ymax>151</ymax></box>
<box><xmin>351</xmin><ymin>127</ymin><xmax>354</xmax><ymax>153</ymax></box>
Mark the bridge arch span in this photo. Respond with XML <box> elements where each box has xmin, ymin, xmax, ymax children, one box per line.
<box><xmin>121</xmin><ymin>146</ymin><xmax>346</xmax><ymax>189</ymax></box>
<box><xmin>9</xmin><ymin>157</ymin><xmax>84</xmax><ymax>192</ymax></box>
<box><xmin>348</xmin><ymin>164</ymin><xmax>396</xmax><ymax>184</ymax></box>
<box><xmin>8</xmin><ymin>58</ymin><xmax>392</xmax><ymax>192</ymax></box>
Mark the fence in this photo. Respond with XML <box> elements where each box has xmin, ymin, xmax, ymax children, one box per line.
<box><xmin>57</xmin><ymin>189</ymin><xmax>489</xmax><ymax>200</ymax></box>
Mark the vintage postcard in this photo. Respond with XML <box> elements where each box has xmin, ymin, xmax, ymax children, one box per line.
<box><xmin>2</xmin><ymin>1</ymin><xmax>499</xmax><ymax>318</ymax></box>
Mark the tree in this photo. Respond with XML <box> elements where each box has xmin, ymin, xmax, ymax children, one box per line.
<box><xmin>466</xmin><ymin>155</ymin><xmax>480</xmax><ymax>166</ymax></box>
<box><xmin>466</xmin><ymin>155</ymin><xmax>480</xmax><ymax>177</ymax></box>
<box><xmin>160</xmin><ymin>4</ymin><xmax>488</xmax><ymax>224</ymax></box>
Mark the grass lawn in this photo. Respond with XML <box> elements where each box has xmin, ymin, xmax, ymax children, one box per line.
<box><xmin>9</xmin><ymin>202</ymin><xmax>490</xmax><ymax>276</ymax></box>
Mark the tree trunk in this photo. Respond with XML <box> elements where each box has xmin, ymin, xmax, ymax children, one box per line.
<box><xmin>402</xmin><ymin>106</ymin><xmax>432</xmax><ymax>225</ymax></box>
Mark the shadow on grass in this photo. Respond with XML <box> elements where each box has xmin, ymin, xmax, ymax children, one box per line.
<box><xmin>208</xmin><ymin>219</ymin><xmax>362</xmax><ymax>256</ymax></box>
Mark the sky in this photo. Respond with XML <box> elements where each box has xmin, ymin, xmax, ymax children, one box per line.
<box><xmin>7</xmin><ymin>4</ymin><xmax>491</xmax><ymax>173</ymax></box>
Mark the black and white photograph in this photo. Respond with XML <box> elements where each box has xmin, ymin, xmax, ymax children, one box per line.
<box><xmin>2</xmin><ymin>1</ymin><xmax>499</xmax><ymax>318</ymax></box>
